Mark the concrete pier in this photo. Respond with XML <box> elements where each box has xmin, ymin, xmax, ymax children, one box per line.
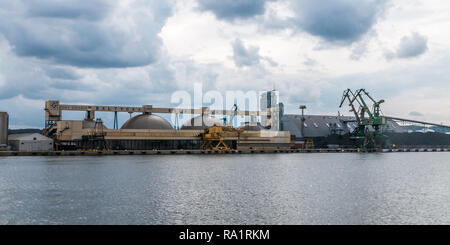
<box><xmin>0</xmin><ymin>148</ymin><xmax>449</xmax><ymax>156</ymax></box>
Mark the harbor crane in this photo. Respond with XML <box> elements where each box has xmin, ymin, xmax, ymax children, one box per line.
<box><xmin>339</xmin><ymin>88</ymin><xmax>390</xmax><ymax>149</ymax></box>
<box><xmin>202</xmin><ymin>104</ymin><xmax>243</xmax><ymax>150</ymax></box>
<box><xmin>199</xmin><ymin>125</ymin><xmax>243</xmax><ymax>151</ymax></box>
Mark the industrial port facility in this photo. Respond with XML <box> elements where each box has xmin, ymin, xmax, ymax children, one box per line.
<box><xmin>1</xmin><ymin>89</ymin><xmax>450</xmax><ymax>154</ymax></box>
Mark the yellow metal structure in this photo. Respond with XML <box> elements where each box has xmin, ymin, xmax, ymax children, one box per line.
<box><xmin>199</xmin><ymin>125</ymin><xmax>243</xmax><ymax>150</ymax></box>
<box><xmin>304</xmin><ymin>138</ymin><xmax>315</xmax><ymax>149</ymax></box>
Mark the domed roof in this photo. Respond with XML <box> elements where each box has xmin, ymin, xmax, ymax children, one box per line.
<box><xmin>82</xmin><ymin>119</ymin><xmax>108</xmax><ymax>130</ymax></box>
<box><xmin>121</xmin><ymin>113</ymin><xmax>173</xmax><ymax>130</ymax></box>
<box><xmin>181</xmin><ymin>115</ymin><xmax>224</xmax><ymax>130</ymax></box>
<box><xmin>239</xmin><ymin>122</ymin><xmax>265</xmax><ymax>131</ymax></box>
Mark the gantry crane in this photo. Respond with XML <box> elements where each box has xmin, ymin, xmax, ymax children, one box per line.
<box><xmin>201</xmin><ymin>104</ymin><xmax>243</xmax><ymax>150</ymax></box>
<box><xmin>199</xmin><ymin>125</ymin><xmax>243</xmax><ymax>150</ymax></box>
<box><xmin>339</xmin><ymin>88</ymin><xmax>391</xmax><ymax>149</ymax></box>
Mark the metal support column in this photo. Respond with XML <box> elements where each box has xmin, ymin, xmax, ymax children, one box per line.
<box><xmin>113</xmin><ymin>111</ymin><xmax>118</xmax><ymax>129</ymax></box>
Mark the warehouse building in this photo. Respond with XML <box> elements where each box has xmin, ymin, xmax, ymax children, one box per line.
<box><xmin>281</xmin><ymin>114</ymin><xmax>408</xmax><ymax>139</ymax></box>
<box><xmin>8</xmin><ymin>133</ymin><xmax>53</xmax><ymax>151</ymax></box>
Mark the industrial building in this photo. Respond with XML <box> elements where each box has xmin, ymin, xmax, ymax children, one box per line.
<box><xmin>1</xmin><ymin>88</ymin><xmax>448</xmax><ymax>153</ymax></box>
<box><xmin>8</xmin><ymin>133</ymin><xmax>53</xmax><ymax>151</ymax></box>
<box><xmin>280</xmin><ymin>114</ymin><xmax>411</xmax><ymax>148</ymax></box>
<box><xmin>43</xmin><ymin>93</ymin><xmax>292</xmax><ymax>151</ymax></box>
<box><xmin>41</xmin><ymin>88</ymin><xmax>450</xmax><ymax>151</ymax></box>
<box><xmin>279</xmin><ymin>88</ymin><xmax>450</xmax><ymax>148</ymax></box>
<box><xmin>281</xmin><ymin>115</ymin><xmax>409</xmax><ymax>137</ymax></box>
<box><xmin>260</xmin><ymin>90</ymin><xmax>280</xmax><ymax>130</ymax></box>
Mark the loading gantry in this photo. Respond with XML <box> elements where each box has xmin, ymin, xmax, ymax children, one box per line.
<box><xmin>199</xmin><ymin>125</ymin><xmax>243</xmax><ymax>151</ymax></box>
<box><xmin>43</xmin><ymin>100</ymin><xmax>261</xmax><ymax>139</ymax></box>
<box><xmin>339</xmin><ymin>88</ymin><xmax>391</xmax><ymax>149</ymax></box>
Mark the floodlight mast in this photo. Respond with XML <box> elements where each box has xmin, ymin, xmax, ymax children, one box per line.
<box><xmin>299</xmin><ymin>105</ymin><xmax>306</xmax><ymax>137</ymax></box>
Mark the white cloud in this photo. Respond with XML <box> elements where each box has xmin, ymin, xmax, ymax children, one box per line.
<box><xmin>0</xmin><ymin>0</ymin><xmax>172</xmax><ymax>68</ymax></box>
<box><xmin>1</xmin><ymin>0</ymin><xmax>450</xmax><ymax>128</ymax></box>
<box><xmin>385</xmin><ymin>32</ymin><xmax>428</xmax><ymax>60</ymax></box>
<box><xmin>231</xmin><ymin>39</ymin><xmax>262</xmax><ymax>67</ymax></box>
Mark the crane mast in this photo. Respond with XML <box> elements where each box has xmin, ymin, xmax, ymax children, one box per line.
<box><xmin>340</xmin><ymin>89</ymin><xmax>361</xmax><ymax>123</ymax></box>
<box><xmin>223</xmin><ymin>104</ymin><xmax>238</xmax><ymax>127</ymax></box>
<box><xmin>339</xmin><ymin>88</ymin><xmax>390</xmax><ymax>149</ymax></box>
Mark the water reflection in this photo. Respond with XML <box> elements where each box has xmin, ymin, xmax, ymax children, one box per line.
<box><xmin>0</xmin><ymin>153</ymin><xmax>449</xmax><ymax>224</ymax></box>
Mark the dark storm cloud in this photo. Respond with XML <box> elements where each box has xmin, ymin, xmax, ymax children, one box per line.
<box><xmin>385</xmin><ymin>33</ymin><xmax>428</xmax><ymax>60</ymax></box>
<box><xmin>0</xmin><ymin>0</ymin><xmax>172</xmax><ymax>68</ymax></box>
<box><xmin>44</xmin><ymin>67</ymin><xmax>82</xmax><ymax>80</ymax></box>
<box><xmin>197</xmin><ymin>0</ymin><xmax>273</xmax><ymax>20</ymax></box>
<box><xmin>26</xmin><ymin>0</ymin><xmax>111</xmax><ymax>20</ymax></box>
<box><xmin>231</xmin><ymin>39</ymin><xmax>262</xmax><ymax>67</ymax></box>
<box><xmin>231</xmin><ymin>39</ymin><xmax>278</xmax><ymax>68</ymax></box>
<box><xmin>289</xmin><ymin>0</ymin><xmax>388</xmax><ymax>44</ymax></box>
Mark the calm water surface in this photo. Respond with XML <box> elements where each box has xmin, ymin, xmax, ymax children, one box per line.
<box><xmin>0</xmin><ymin>153</ymin><xmax>449</xmax><ymax>224</ymax></box>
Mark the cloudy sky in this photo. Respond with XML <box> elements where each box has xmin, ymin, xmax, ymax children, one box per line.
<box><xmin>1</xmin><ymin>0</ymin><xmax>450</xmax><ymax>128</ymax></box>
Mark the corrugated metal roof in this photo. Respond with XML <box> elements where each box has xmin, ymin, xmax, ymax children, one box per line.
<box><xmin>281</xmin><ymin>114</ymin><xmax>407</xmax><ymax>138</ymax></box>
<box><xmin>8</xmin><ymin>133</ymin><xmax>53</xmax><ymax>141</ymax></box>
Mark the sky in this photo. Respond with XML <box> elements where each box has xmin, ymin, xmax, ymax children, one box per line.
<box><xmin>1</xmin><ymin>0</ymin><xmax>450</xmax><ymax>128</ymax></box>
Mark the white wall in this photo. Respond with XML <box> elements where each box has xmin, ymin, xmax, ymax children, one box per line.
<box><xmin>9</xmin><ymin>140</ymin><xmax>53</xmax><ymax>151</ymax></box>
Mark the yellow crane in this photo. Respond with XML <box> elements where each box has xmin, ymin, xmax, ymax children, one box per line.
<box><xmin>199</xmin><ymin>125</ymin><xmax>243</xmax><ymax>150</ymax></box>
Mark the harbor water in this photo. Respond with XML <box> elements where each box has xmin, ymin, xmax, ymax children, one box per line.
<box><xmin>0</xmin><ymin>153</ymin><xmax>449</xmax><ymax>224</ymax></box>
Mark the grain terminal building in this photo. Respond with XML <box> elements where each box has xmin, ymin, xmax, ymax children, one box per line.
<box><xmin>42</xmin><ymin>90</ymin><xmax>450</xmax><ymax>151</ymax></box>
<box><xmin>47</xmin><ymin>115</ymin><xmax>291</xmax><ymax>151</ymax></box>
<box><xmin>44</xmin><ymin>92</ymin><xmax>292</xmax><ymax>151</ymax></box>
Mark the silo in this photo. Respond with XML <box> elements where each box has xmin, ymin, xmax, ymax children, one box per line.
<box><xmin>0</xmin><ymin>111</ymin><xmax>8</xmax><ymax>149</ymax></box>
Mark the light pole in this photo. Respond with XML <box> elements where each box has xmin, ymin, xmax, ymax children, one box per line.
<box><xmin>299</xmin><ymin>105</ymin><xmax>306</xmax><ymax>138</ymax></box>
<box><xmin>299</xmin><ymin>105</ymin><xmax>306</xmax><ymax>118</ymax></box>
